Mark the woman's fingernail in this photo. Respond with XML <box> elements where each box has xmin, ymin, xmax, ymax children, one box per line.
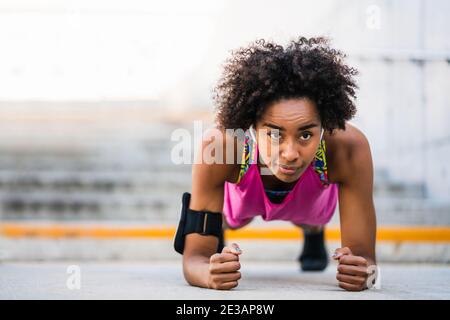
<box><xmin>234</xmin><ymin>247</ymin><xmax>242</xmax><ymax>253</ymax></box>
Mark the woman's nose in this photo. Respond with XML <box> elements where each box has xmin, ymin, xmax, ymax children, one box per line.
<box><xmin>280</xmin><ymin>141</ymin><xmax>299</xmax><ymax>162</ymax></box>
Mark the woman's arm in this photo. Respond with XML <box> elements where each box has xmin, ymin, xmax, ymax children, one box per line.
<box><xmin>182</xmin><ymin>127</ymin><xmax>243</xmax><ymax>290</ymax></box>
<box><xmin>333</xmin><ymin>127</ymin><xmax>377</xmax><ymax>291</ymax></box>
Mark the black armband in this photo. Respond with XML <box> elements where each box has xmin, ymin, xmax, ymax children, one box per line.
<box><xmin>174</xmin><ymin>192</ymin><xmax>225</xmax><ymax>255</ymax></box>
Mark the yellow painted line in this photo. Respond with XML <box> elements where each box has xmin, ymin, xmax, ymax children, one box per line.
<box><xmin>0</xmin><ymin>224</ymin><xmax>176</xmax><ymax>239</ymax></box>
<box><xmin>228</xmin><ymin>227</ymin><xmax>450</xmax><ymax>242</ymax></box>
<box><xmin>1</xmin><ymin>223</ymin><xmax>450</xmax><ymax>242</ymax></box>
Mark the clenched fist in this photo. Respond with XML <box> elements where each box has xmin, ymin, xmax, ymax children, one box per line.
<box><xmin>207</xmin><ymin>243</ymin><xmax>242</xmax><ymax>290</ymax></box>
<box><xmin>333</xmin><ymin>247</ymin><xmax>375</xmax><ymax>291</ymax></box>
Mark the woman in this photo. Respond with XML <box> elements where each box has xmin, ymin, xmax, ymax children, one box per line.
<box><xmin>174</xmin><ymin>37</ymin><xmax>377</xmax><ymax>292</ymax></box>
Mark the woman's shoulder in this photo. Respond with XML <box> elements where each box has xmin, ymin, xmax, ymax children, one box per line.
<box><xmin>193</xmin><ymin>126</ymin><xmax>243</xmax><ymax>186</ymax></box>
<box><xmin>324</xmin><ymin>121</ymin><xmax>371</xmax><ymax>184</ymax></box>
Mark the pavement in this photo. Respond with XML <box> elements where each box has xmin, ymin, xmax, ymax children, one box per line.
<box><xmin>1</xmin><ymin>261</ymin><xmax>449</xmax><ymax>300</ymax></box>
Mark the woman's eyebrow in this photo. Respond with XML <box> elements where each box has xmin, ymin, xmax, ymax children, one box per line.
<box><xmin>262</xmin><ymin>122</ymin><xmax>319</xmax><ymax>131</ymax></box>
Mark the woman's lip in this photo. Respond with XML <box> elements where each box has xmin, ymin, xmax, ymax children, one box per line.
<box><xmin>278</xmin><ymin>164</ymin><xmax>298</xmax><ymax>174</ymax></box>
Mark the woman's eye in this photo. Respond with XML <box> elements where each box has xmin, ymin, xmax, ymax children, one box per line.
<box><xmin>300</xmin><ymin>132</ymin><xmax>312</xmax><ymax>141</ymax></box>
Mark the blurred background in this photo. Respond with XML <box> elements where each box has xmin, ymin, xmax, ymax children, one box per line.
<box><xmin>0</xmin><ymin>0</ymin><xmax>449</xmax><ymax>263</ymax></box>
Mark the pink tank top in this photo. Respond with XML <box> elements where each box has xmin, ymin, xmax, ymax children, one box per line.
<box><xmin>223</xmin><ymin>130</ymin><xmax>339</xmax><ymax>228</ymax></box>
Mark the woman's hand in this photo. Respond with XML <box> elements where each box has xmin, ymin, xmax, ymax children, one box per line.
<box><xmin>333</xmin><ymin>247</ymin><xmax>373</xmax><ymax>291</ymax></box>
<box><xmin>207</xmin><ymin>243</ymin><xmax>242</xmax><ymax>290</ymax></box>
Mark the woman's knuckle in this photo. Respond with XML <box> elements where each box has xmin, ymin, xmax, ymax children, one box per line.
<box><xmin>220</xmin><ymin>282</ymin><xmax>236</xmax><ymax>290</ymax></box>
<box><xmin>211</xmin><ymin>263</ymin><xmax>222</xmax><ymax>274</ymax></box>
<box><xmin>215</xmin><ymin>284</ymin><xmax>224</xmax><ymax>290</ymax></box>
<box><xmin>209</xmin><ymin>281</ymin><xmax>218</xmax><ymax>289</ymax></box>
<box><xmin>358</xmin><ymin>267</ymin><xmax>368</xmax><ymax>275</ymax></box>
<box><xmin>223</xmin><ymin>254</ymin><xmax>233</xmax><ymax>262</ymax></box>
<box><xmin>210</xmin><ymin>253</ymin><xmax>220</xmax><ymax>262</ymax></box>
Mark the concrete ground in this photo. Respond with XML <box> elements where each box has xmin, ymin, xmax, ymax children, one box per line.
<box><xmin>1</xmin><ymin>261</ymin><xmax>449</xmax><ymax>299</ymax></box>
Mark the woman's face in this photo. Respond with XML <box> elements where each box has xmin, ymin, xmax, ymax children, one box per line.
<box><xmin>254</xmin><ymin>98</ymin><xmax>322</xmax><ymax>183</ymax></box>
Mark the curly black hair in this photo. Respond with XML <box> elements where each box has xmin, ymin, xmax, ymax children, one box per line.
<box><xmin>213</xmin><ymin>37</ymin><xmax>358</xmax><ymax>134</ymax></box>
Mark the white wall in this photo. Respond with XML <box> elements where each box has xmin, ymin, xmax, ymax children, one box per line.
<box><xmin>0</xmin><ymin>0</ymin><xmax>448</xmax><ymax>201</ymax></box>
